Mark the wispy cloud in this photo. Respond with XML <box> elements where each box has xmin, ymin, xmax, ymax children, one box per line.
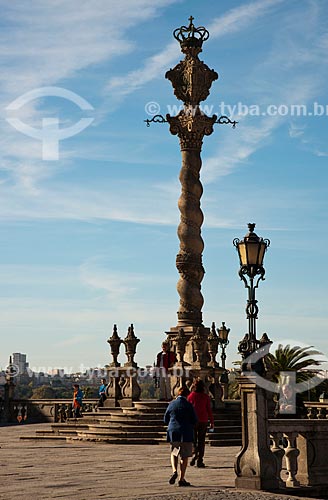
<box><xmin>202</xmin><ymin>2</ymin><xmax>328</xmax><ymax>183</ymax></box>
<box><xmin>0</xmin><ymin>0</ymin><xmax>179</xmax><ymax>189</ymax></box>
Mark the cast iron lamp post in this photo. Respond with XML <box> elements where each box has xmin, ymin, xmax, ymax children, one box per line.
<box><xmin>217</xmin><ymin>321</ymin><xmax>230</xmax><ymax>370</ymax></box>
<box><xmin>233</xmin><ymin>223</ymin><xmax>271</xmax><ymax>372</ymax></box>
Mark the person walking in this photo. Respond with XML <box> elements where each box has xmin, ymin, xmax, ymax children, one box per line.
<box><xmin>72</xmin><ymin>384</ymin><xmax>83</xmax><ymax>418</ymax></box>
<box><xmin>156</xmin><ymin>341</ymin><xmax>176</xmax><ymax>401</ymax></box>
<box><xmin>187</xmin><ymin>379</ymin><xmax>214</xmax><ymax>468</ymax></box>
<box><xmin>164</xmin><ymin>386</ymin><xmax>197</xmax><ymax>487</ymax></box>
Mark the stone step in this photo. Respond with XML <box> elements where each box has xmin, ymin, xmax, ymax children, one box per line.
<box><xmin>109</xmin><ymin>413</ymin><xmax>163</xmax><ymax>422</ymax></box>
<box><xmin>210</xmin><ymin>425</ymin><xmax>241</xmax><ymax>433</ymax></box>
<box><xmin>212</xmin><ymin>412</ymin><xmax>241</xmax><ymax>420</ymax></box>
<box><xmin>20</xmin><ymin>435</ymin><xmax>67</xmax><ymax>441</ymax></box>
<box><xmin>73</xmin><ymin>434</ymin><xmax>163</xmax><ymax>444</ymax></box>
<box><xmin>79</xmin><ymin>429</ymin><xmax>166</xmax><ymax>438</ymax></box>
<box><xmin>20</xmin><ymin>399</ymin><xmax>242</xmax><ymax>447</ymax></box>
<box><xmin>57</xmin><ymin>429</ymin><xmax>79</xmax><ymax>436</ymax></box>
<box><xmin>208</xmin><ymin>430</ymin><xmax>242</xmax><ymax>440</ymax></box>
<box><xmin>90</xmin><ymin>418</ymin><xmax>164</xmax><ymax>428</ymax></box>
<box><xmin>35</xmin><ymin>430</ymin><xmax>56</xmax><ymax>436</ymax></box>
<box><xmin>208</xmin><ymin>438</ymin><xmax>242</xmax><ymax>447</ymax></box>
<box><xmin>121</xmin><ymin>409</ymin><xmax>164</xmax><ymax>417</ymax></box>
<box><xmin>133</xmin><ymin>401</ymin><xmax>168</xmax><ymax>409</ymax></box>
<box><xmin>213</xmin><ymin>420</ymin><xmax>241</xmax><ymax>427</ymax></box>
<box><xmin>88</xmin><ymin>423</ymin><xmax>165</xmax><ymax>432</ymax></box>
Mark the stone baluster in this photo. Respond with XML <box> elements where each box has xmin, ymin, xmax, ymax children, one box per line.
<box><xmin>284</xmin><ymin>431</ymin><xmax>300</xmax><ymax>487</ymax></box>
<box><xmin>207</xmin><ymin>322</ymin><xmax>220</xmax><ymax>367</ymax></box>
<box><xmin>270</xmin><ymin>432</ymin><xmax>285</xmax><ymax>487</ymax></box>
<box><xmin>307</xmin><ymin>406</ymin><xmax>317</xmax><ymax>419</ymax></box>
<box><xmin>317</xmin><ymin>406</ymin><xmax>327</xmax><ymax>419</ymax></box>
<box><xmin>16</xmin><ymin>402</ymin><xmax>27</xmax><ymax>423</ymax></box>
<box><xmin>56</xmin><ymin>403</ymin><xmax>67</xmax><ymax>422</ymax></box>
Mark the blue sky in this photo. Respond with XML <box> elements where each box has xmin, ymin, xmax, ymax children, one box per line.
<box><xmin>1</xmin><ymin>0</ymin><xmax>328</xmax><ymax>373</ymax></box>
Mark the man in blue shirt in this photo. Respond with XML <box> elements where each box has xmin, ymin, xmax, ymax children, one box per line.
<box><xmin>98</xmin><ymin>378</ymin><xmax>107</xmax><ymax>408</ymax></box>
<box><xmin>164</xmin><ymin>386</ymin><xmax>197</xmax><ymax>487</ymax></box>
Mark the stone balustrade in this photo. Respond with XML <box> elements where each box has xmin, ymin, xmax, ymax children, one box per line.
<box><xmin>0</xmin><ymin>398</ymin><xmax>98</xmax><ymax>425</ymax></box>
<box><xmin>304</xmin><ymin>401</ymin><xmax>328</xmax><ymax>419</ymax></box>
<box><xmin>268</xmin><ymin>418</ymin><xmax>328</xmax><ymax>489</ymax></box>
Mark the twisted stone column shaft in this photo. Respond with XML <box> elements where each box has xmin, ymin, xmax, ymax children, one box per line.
<box><xmin>176</xmin><ymin>148</ymin><xmax>205</xmax><ymax>326</ymax></box>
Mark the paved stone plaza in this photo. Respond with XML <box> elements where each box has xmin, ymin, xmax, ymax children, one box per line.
<box><xmin>0</xmin><ymin>424</ymin><xmax>325</xmax><ymax>500</ymax></box>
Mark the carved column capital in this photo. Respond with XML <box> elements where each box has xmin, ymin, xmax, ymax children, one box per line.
<box><xmin>167</xmin><ymin>108</ymin><xmax>216</xmax><ymax>150</ymax></box>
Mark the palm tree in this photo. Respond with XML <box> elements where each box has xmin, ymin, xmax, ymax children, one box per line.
<box><xmin>264</xmin><ymin>344</ymin><xmax>323</xmax><ymax>384</ymax></box>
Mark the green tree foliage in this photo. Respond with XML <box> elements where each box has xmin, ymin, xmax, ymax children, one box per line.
<box><xmin>31</xmin><ymin>385</ymin><xmax>56</xmax><ymax>399</ymax></box>
<box><xmin>265</xmin><ymin>344</ymin><xmax>324</xmax><ymax>384</ymax></box>
<box><xmin>14</xmin><ymin>381</ymin><xmax>33</xmax><ymax>399</ymax></box>
<box><xmin>139</xmin><ymin>379</ymin><xmax>158</xmax><ymax>399</ymax></box>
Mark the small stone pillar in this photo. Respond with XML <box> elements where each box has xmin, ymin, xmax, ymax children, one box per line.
<box><xmin>235</xmin><ymin>376</ymin><xmax>279</xmax><ymax>490</ymax></box>
<box><xmin>170</xmin><ymin>328</ymin><xmax>190</xmax><ymax>398</ymax></box>
<box><xmin>106</xmin><ymin>324</ymin><xmax>123</xmax><ymax>407</ymax></box>
<box><xmin>120</xmin><ymin>324</ymin><xmax>141</xmax><ymax>406</ymax></box>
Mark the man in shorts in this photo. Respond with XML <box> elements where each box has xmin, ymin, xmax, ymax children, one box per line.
<box><xmin>164</xmin><ymin>386</ymin><xmax>198</xmax><ymax>487</ymax></box>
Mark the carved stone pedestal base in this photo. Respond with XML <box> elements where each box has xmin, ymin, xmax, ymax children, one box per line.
<box><xmin>106</xmin><ymin>366</ymin><xmax>141</xmax><ymax>408</ymax></box>
<box><xmin>166</xmin><ymin>325</ymin><xmax>224</xmax><ymax>407</ymax></box>
<box><xmin>235</xmin><ymin>376</ymin><xmax>279</xmax><ymax>491</ymax></box>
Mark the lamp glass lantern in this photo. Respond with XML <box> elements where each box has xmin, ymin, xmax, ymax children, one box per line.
<box><xmin>218</xmin><ymin>322</ymin><xmax>230</xmax><ymax>345</ymax></box>
<box><xmin>234</xmin><ymin>223</ymin><xmax>269</xmax><ymax>277</ymax></box>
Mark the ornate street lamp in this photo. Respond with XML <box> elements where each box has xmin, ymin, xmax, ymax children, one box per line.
<box><xmin>217</xmin><ymin>322</ymin><xmax>230</xmax><ymax>370</ymax></box>
<box><xmin>233</xmin><ymin>223</ymin><xmax>271</xmax><ymax>372</ymax></box>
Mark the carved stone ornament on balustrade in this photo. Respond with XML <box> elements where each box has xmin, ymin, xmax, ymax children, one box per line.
<box><xmin>107</xmin><ymin>324</ymin><xmax>123</xmax><ymax>367</ymax></box>
<box><xmin>123</xmin><ymin>324</ymin><xmax>140</xmax><ymax>367</ymax></box>
<box><xmin>207</xmin><ymin>322</ymin><xmax>220</xmax><ymax>367</ymax></box>
<box><xmin>173</xmin><ymin>328</ymin><xmax>188</xmax><ymax>363</ymax></box>
<box><xmin>191</xmin><ymin>327</ymin><xmax>208</xmax><ymax>367</ymax></box>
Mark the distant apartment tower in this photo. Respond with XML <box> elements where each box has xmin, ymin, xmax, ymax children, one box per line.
<box><xmin>12</xmin><ymin>352</ymin><xmax>29</xmax><ymax>376</ymax></box>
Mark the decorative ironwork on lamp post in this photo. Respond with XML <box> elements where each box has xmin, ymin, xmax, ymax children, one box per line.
<box><xmin>233</xmin><ymin>223</ymin><xmax>271</xmax><ymax>372</ymax></box>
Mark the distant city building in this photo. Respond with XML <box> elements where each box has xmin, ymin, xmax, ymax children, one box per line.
<box><xmin>12</xmin><ymin>353</ymin><xmax>29</xmax><ymax>377</ymax></box>
<box><xmin>48</xmin><ymin>369</ymin><xmax>65</xmax><ymax>378</ymax></box>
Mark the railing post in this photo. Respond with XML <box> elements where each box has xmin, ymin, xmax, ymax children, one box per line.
<box><xmin>270</xmin><ymin>431</ymin><xmax>285</xmax><ymax>488</ymax></box>
<box><xmin>235</xmin><ymin>376</ymin><xmax>279</xmax><ymax>490</ymax></box>
<box><xmin>284</xmin><ymin>431</ymin><xmax>300</xmax><ymax>487</ymax></box>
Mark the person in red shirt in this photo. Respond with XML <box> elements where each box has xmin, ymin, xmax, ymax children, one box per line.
<box><xmin>187</xmin><ymin>378</ymin><xmax>214</xmax><ymax>468</ymax></box>
<box><xmin>156</xmin><ymin>341</ymin><xmax>177</xmax><ymax>401</ymax></box>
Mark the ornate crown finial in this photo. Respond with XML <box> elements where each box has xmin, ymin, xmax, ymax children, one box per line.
<box><xmin>173</xmin><ymin>16</ymin><xmax>209</xmax><ymax>48</ymax></box>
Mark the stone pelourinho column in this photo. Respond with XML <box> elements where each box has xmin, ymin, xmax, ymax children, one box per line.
<box><xmin>162</xmin><ymin>18</ymin><xmax>226</xmax><ymax>404</ymax></box>
<box><xmin>166</xmin><ymin>17</ymin><xmax>218</xmax><ymax>328</ymax></box>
